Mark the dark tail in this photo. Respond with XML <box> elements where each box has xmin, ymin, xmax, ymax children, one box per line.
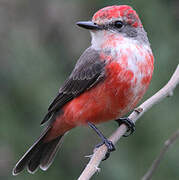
<box><xmin>12</xmin><ymin>126</ymin><xmax>64</xmax><ymax>175</ymax></box>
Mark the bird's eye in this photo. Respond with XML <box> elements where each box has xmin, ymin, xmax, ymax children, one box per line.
<box><xmin>114</xmin><ymin>21</ymin><xmax>124</xmax><ymax>29</ymax></box>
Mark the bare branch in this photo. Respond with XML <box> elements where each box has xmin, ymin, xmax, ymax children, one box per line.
<box><xmin>142</xmin><ymin>129</ymin><xmax>179</xmax><ymax>180</ymax></box>
<box><xmin>78</xmin><ymin>64</ymin><xmax>179</xmax><ymax>180</ymax></box>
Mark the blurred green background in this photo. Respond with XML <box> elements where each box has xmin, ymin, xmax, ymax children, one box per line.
<box><xmin>1</xmin><ymin>0</ymin><xmax>179</xmax><ymax>179</ymax></box>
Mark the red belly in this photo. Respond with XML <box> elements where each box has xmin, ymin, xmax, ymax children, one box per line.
<box><xmin>45</xmin><ymin>60</ymin><xmax>152</xmax><ymax>142</ymax></box>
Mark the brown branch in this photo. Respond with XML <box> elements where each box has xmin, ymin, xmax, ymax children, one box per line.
<box><xmin>78</xmin><ymin>64</ymin><xmax>179</xmax><ymax>180</ymax></box>
<box><xmin>142</xmin><ymin>129</ymin><xmax>179</xmax><ymax>180</ymax></box>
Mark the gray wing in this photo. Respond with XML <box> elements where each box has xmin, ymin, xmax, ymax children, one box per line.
<box><xmin>41</xmin><ymin>47</ymin><xmax>106</xmax><ymax>125</ymax></box>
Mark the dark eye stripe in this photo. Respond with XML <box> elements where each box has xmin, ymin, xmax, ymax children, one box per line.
<box><xmin>98</xmin><ymin>20</ymin><xmax>124</xmax><ymax>30</ymax></box>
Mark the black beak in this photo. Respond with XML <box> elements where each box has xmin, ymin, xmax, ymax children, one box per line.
<box><xmin>76</xmin><ymin>21</ymin><xmax>101</xmax><ymax>30</ymax></box>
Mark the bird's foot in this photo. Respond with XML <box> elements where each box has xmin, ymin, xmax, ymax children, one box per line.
<box><xmin>88</xmin><ymin>122</ymin><xmax>116</xmax><ymax>160</ymax></box>
<box><xmin>95</xmin><ymin>138</ymin><xmax>116</xmax><ymax>161</ymax></box>
<box><xmin>115</xmin><ymin>117</ymin><xmax>135</xmax><ymax>137</ymax></box>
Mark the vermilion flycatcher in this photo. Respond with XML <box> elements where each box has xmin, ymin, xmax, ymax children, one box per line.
<box><xmin>13</xmin><ymin>5</ymin><xmax>154</xmax><ymax>175</ymax></box>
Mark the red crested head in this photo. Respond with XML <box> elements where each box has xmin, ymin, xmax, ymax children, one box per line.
<box><xmin>92</xmin><ymin>5</ymin><xmax>142</xmax><ymax>28</ymax></box>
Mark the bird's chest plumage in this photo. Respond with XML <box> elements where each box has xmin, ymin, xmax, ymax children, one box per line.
<box><xmin>95</xmin><ymin>38</ymin><xmax>154</xmax><ymax>119</ymax></box>
<box><xmin>62</xmin><ymin>38</ymin><xmax>154</xmax><ymax>125</ymax></box>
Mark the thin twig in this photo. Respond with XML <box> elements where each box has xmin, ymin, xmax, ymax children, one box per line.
<box><xmin>142</xmin><ymin>129</ymin><xmax>179</xmax><ymax>180</ymax></box>
<box><xmin>78</xmin><ymin>64</ymin><xmax>179</xmax><ymax>180</ymax></box>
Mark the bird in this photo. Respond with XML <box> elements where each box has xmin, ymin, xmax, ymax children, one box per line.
<box><xmin>12</xmin><ymin>5</ymin><xmax>154</xmax><ymax>175</ymax></box>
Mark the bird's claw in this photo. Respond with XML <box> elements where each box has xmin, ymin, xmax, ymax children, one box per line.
<box><xmin>115</xmin><ymin>117</ymin><xmax>135</xmax><ymax>137</ymax></box>
<box><xmin>95</xmin><ymin>138</ymin><xmax>115</xmax><ymax>161</ymax></box>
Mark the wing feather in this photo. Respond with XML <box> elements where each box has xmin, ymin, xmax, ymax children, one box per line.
<box><xmin>41</xmin><ymin>47</ymin><xmax>106</xmax><ymax>125</ymax></box>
